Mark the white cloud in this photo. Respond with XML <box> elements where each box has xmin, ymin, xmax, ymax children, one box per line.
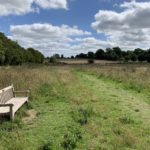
<box><xmin>10</xmin><ymin>23</ymin><xmax>94</xmax><ymax>56</ymax></box>
<box><xmin>35</xmin><ymin>0</ymin><xmax>67</xmax><ymax>9</ymax></box>
<box><xmin>0</xmin><ymin>0</ymin><xmax>34</xmax><ymax>16</ymax></box>
<box><xmin>10</xmin><ymin>23</ymin><xmax>114</xmax><ymax>56</ymax></box>
<box><xmin>0</xmin><ymin>0</ymin><xmax>68</xmax><ymax>16</ymax></box>
<box><xmin>91</xmin><ymin>0</ymin><xmax>150</xmax><ymax>50</ymax></box>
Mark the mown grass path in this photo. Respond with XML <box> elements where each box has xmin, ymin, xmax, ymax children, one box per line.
<box><xmin>74</xmin><ymin>71</ymin><xmax>150</xmax><ymax>149</ymax></box>
<box><xmin>0</xmin><ymin>66</ymin><xmax>149</xmax><ymax>150</ymax></box>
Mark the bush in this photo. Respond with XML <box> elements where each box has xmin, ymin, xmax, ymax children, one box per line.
<box><xmin>49</xmin><ymin>57</ymin><xmax>57</xmax><ymax>63</ymax></box>
<box><xmin>147</xmin><ymin>54</ymin><xmax>150</xmax><ymax>62</ymax></box>
<box><xmin>88</xmin><ymin>59</ymin><xmax>94</xmax><ymax>64</ymax></box>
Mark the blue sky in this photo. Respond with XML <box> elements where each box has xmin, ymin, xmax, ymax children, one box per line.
<box><xmin>0</xmin><ymin>0</ymin><xmax>150</xmax><ymax>56</ymax></box>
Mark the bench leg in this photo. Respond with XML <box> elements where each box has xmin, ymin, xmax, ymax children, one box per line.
<box><xmin>10</xmin><ymin>106</ymin><xmax>14</xmax><ymax>120</ymax></box>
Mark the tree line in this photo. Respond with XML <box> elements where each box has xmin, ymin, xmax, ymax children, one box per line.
<box><xmin>75</xmin><ymin>47</ymin><xmax>150</xmax><ymax>62</ymax></box>
<box><xmin>0</xmin><ymin>32</ymin><xmax>44</xmax><ymax>65</ymax></box>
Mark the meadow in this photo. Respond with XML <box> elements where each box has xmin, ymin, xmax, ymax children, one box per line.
<box><xmin>0</xmin><ymin>62</ymin><xmax>150</xmax><ymax>150</ymax></box>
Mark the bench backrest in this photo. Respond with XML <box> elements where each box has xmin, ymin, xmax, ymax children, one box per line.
<box><xmin>0</xmin><ymin>85</ymin><xmax>14</xmax><ymax>104</ymax></box>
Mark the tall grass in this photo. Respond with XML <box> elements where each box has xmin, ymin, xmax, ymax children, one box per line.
<box><xmin>0</xmin><ymin>65</ymin><xmax>55</xmax><ymax>91</ymax></box>
<box><xmin>75</xmin><ymin>63</ymin><xmax>150</xmax><ymax>93</ymax></box>
<box><xmin>0</xmin><ymin>64</ymin><xmax>149</xmax><ymax>149</ymax></box>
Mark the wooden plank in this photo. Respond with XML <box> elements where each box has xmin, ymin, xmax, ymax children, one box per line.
<box><xmin>2</xmin><ymin>85</ymin><xmax>13</xmax><ymax>92</ymax></box>
<box><xmin>0</xmin><ymin>97</ymin><xmax>28</xmax><ymax>114</ymax></box>
<box><xmin>7</xmin><ymin>97</ymin><xmax>28</xmax><ymax>113</ymax></box>
<box><xmin>0</xmin><ymin>90</ymin><xmax>3</xmax><ymax>104</ymax></box>
<box><xmin>14</xmin><ymin>90</ymin><xmax>30</xmax><ymax>97</ymax></box>
<box><xmin>0</xmin><ymin>86</ymin><xmax>14</xmax><ymax>104</ymax></box>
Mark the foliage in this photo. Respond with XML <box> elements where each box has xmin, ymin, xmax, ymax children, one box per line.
<box><xmin>0</xmin><ymin>65</ymin><xmax>149</xmax><ymax>149</ymax></box>
<box><xmin>75</xmin><ymin>46</ymin><xmax>150</xmax><ymax>62</ymax></box>
<box><xmin>72</xmin><ymin>107</ymin><xmax>93</xmax><ymax>125</ymax></box>
<box><xmin>88</xmin><ymin>59</ymin><xmax>94</xmax><ymax>64</ymax></box>
<box><xmin>39</xmin><ymin>140</ymin><xmax>53</xmax><ymax>150</ymax></box>
<box><xmin>0</xmin><ymin>32</ymin><xmax>44</xmax><ymax>65</ymax></box>
<box><xmin>49</xmin><ymin>56</ymin><xmax>58</xmax><ymax>63</ymax></box>
<box><xmin>61</xmin><ymin>127</ymin><xmax>82</xmax><ymax>150</ymax></box>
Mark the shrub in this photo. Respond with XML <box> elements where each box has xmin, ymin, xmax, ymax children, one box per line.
<box><xmin>61</xmin><ymin>127</ymin><xmax>82</xmax><ymax>150</ymax></box>
<box><xmin>88</xmin><ymin>59</ymin><xmax>94</xmax><ymax>64</ymax></box>
<box><xmin>49</xmin><ymin>57</ymin><xmax>57</xmax><ymax>63</ymax></box>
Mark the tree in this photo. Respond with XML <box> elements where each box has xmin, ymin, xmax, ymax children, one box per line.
<box><xmin>0</xmin><ymin>42</ymin><xmax>5</xmax><ymax>65</ymax></box>
<box><xmin>28</xmin><ymin>48</ymin><xmax>44</xmax><ymax>63</ymax></box>
<box><xmin>95</xmin><ymin>49</ymin><xmax>105</xmax><ymax>59</ymax></box>
<box><xmin>138</xmin><ymin>52</ymin><xmax>147</xmax><ymax>62</ymax></box>
<box><xmin>130</xmin><ymin>53</ymin><xmax>137</xmax><ymax>62</ymax></box>
<box><xmin>87</xmin><ymin>51</ymin><xmax>95</xmax><ymax>59</ymax></box>
<box><xmin>113</xmin><ymin>47</ymin><xmax>122</xmax><ymax>58</ymax></box>
<box><xmin>53</xmin><ymin>54</ymin><xmax>60</xmax><ymax>59</ymax></box>
<box><xmin>76</xmin><ymin>53</ymin><xmax>87</xmax><ymax>59</ymax></box>
<box><xmin>0</xmin><ymin>32</ymin><xmax>45</xmax><ymax>65</ymax></box>
<box><xmin>147</xmin><ymin>54</ymin><xmax>150</xmax><ymax>62</ymax></box>
<box><xmin>134</xmin><ymin>48</ymin><xmax>144</xmax><ymax>55</ymax></box>
<box><xmin>105</xmin><ymin>48</ymin><xmax>118</xmax><ymax>61</ymax></box>
<box><xmin>0</xmin><ymin>49</ymin><xmax>5</xmax><ymax>65</ymax></box>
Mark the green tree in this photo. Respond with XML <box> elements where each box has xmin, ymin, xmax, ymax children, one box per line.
<box><xmin>95</xmin><ymin>49</ymin><xmax>105</xmax><ymax>59</ymax></box>
<box><xmin>87</xmin><ymin>51</ymin><xmax>95</xmax><ymax>59</ymax></box>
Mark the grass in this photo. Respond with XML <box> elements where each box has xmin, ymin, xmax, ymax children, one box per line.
<box><xmin>0</xmin><ymin>63</ymin><xmax>150</xmax><ymax>150</ymax></box>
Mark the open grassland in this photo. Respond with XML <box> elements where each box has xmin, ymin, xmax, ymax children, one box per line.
<box><xmin>59</xmin><ymin>59</ymin><xmax>118</xmax><ymax>64</ymax></box>
<box><xmin>0</xmin><ymin>64</ymin><xmax>150</xmax><ymax>150</ymax></box>
<box><xmin>75</xmin><ymin>63</ymin><xmax>150</xmax><ymax>96</ymax></box>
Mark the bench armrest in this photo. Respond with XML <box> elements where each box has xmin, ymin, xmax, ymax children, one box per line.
<box><xmin>13</xmin><ymin>90</ymin><xmax>30</xmax><ymax>97</ymax></box>
<box><xmin>0</xmin><ymin>104</ymin><xmax>14</xmax><ymax>107</ymax></box>
<box><xmin>0</xmin><ymin>104</ymin><xmax>14</xmax><ymax>120</ymax></box>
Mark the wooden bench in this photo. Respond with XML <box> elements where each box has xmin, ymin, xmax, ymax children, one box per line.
<box><xmin>0</xmin><ymin>85</ymin><xmax>29</xmax><ymax>120</ymax></box>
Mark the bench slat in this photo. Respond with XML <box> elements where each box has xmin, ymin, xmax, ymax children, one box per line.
<box><xmin>0</xmin><ymin>97</ymin><xmax>28</xmax><ymax>114</ymax></box>
<box><xmin>0</xmin><ymin>85</ymin><xmax>14</xmax><ymax>104</ymax></box>
<box><xmin>1</xmin><ymin>88</ymin><xmax>14</xmax><ymax>104</ymax></box>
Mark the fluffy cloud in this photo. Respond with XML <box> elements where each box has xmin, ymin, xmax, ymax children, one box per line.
<box><xmin>10</xmin><ymin>23</ymin><xmax>114</xmax><ymax>56</ymax></box>
<box><xmin>10</xmin><ymin>23</ymin><xmax>94</xmax><ymax>56</ymax></box>
<box><xmin>72</xmin><ymin>37</ymin><xmax>114</xmax><ymax>52</ymax></box>
<box><xmin>0</xmin><ymin>0</ymin><xmax>67</xmax><ymax>16</ymax></box>
<box><xmin>35</xmin><ymin>0</ymin><xmax>67</xmax><ymax>9</ymax></box>
<box><xmin>92</xmin><ymin>0</ymin><xmax>150</xmax><ymax>50</ymax></box>
<box><xmin>0</xmin><ymin>0</ymin><xmax>34</xmax><ymax>16</ymax></box>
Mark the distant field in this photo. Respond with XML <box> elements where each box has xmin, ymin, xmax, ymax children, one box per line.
<box><xmin>0</xmin><ymin>63</ymin><xmax>149</xmax><ymax>150</ymax></box>
<box><xmin>59</xmin><ymin>59</ymin><xmax>119</xmax><ymax>64</ymax></box>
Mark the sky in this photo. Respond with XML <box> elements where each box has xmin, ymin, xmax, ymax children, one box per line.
<box><xmin>0</xmin><ymin>0</ymin><xmax>150</xmax><ymax>56</ymax></box>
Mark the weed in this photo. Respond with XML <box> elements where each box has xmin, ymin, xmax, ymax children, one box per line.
<box><xmin>119</xmin><ymin>115</ymin><xmax>135</xmax><ymax>124</ymax></box>
<box><xmin>72</xmin><ymin>106</ymin><xmax>93</xmax><ymax>125</ymax></box>
<box><xmin>61</xmin><ymin>127</ymin><xmax>82</xmax><ymax>150</ymax></box>
<box><xmin>39</xmin><ymin>139</ymin><xmax>53</xmax><ymax>150</ymax></box>
<box><xmin>26</xmin><ymin>101</ymin><xmax>34</xmax><ymax>109</ymax></box>
<box><xmin>134</xmin><ymin>109</ymin><xmax>140</xmax><ymax>112</ymax></box>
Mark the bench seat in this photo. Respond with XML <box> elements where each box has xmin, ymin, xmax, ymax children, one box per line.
<box><xmin>0</xmin><ymin>85</ymin><xmax>29</xmax><ymax>120</ymax></box>
<box><xmin>0</xmin><ymin>97</ymin><xmax>28</xmax><ymax>114</ymax></box>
